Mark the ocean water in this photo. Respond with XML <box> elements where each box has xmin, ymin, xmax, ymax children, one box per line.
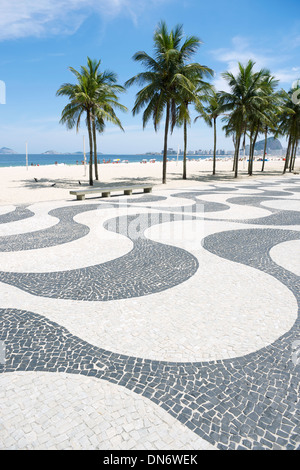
<box><xmin>0</xmin><ymin>153</ymin><xmax>226</xmax><ymax>167</ymax></box>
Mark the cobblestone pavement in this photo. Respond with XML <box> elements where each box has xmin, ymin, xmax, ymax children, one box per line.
<box><xmin>0</xmin><ymin>176</ymin><xmax>299</xmax><ymax>450</ymax></box>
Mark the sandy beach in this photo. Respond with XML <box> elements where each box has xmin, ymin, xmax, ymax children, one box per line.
<box><xmin>0</xmin><ymin>157</ymin><xmax>299</xmax><ymax>205</ymax></box>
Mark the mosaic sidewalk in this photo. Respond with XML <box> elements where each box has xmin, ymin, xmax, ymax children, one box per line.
<box><xmin>0</xmin><ymin>176</ymin><xmax>299</xmax><ymax>450</ymax></box>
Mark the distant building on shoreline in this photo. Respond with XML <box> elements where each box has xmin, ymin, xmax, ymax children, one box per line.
<box><xmin>160</xmin><ymin>148</ymin><xmax>233</xmax><ymax>156</ymax></box>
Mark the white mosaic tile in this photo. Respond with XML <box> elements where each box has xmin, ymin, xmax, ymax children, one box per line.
<box><xmin>0</xmin><ymin>372</ymin><xmax>216</xmax><ymax>450</ymax></box>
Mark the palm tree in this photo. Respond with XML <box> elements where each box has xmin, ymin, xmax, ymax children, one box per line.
<box><xmin>57</xmin><ymin>69</ymin><xmax>95</xmax><ymax>185</ymax></box>
<box><xmin>81</xmin><ymin>58</ymin><xmax>127</xmax><ymax>180</ymax></box>
<box><xmin>276</xmin><ymin>82</ymin><xmax>300</xmax><ymax>174</ymax></box>
<box><xmin>220</xmin><ymin>60</ymin><xmax>272</xmax><ymax>178</ymax></box>
<box><xmin>260</xmin><ymin>112</ymin><xmax>280</xmax><ymax>173</ymax></box>
<box><xmin>125</xmin><ymin>21</ymin><xmax>204</xmax><ymax>184</ymax></box>
<box><xmin>57</xmin><ymin>58</ymin><xmax>127</xmax><ymax>185</ymax></box>
<box><xmin>175</xmin><ymin>73</ymin><xmax>213</xmax><ymax>179</ymax></box>
<box><xmin>260</xmin><ymin>76</ymin><xmax>281</xmax><ymax>172</ymax></box>
<box><xmin>247</xmin><ymin>117</ymin><xmax>261</xmax><ymax>175</ymax></box>
<box><xmin>195</xmin><ymin>88</ymin><xmax>223</xmax><ymax>175</ymax></box>
<box><xmin>246</xmin><ymin>73</ymin><xmax>279</xmax><ymax>174</ymax></box>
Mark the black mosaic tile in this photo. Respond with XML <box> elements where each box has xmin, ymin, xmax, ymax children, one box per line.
<box><xmin>205</xmin><ymin>194</ymin><xmax>300</xmax><ymax>226</ymax></box>
<box><xmin>0</xmin><ymin>205</ymin><xmax>34</xmax><ymax>224</ymax></box>
<box><xmin>0</xmin><ymin>204</ymin><xmax>102</xmax><ymax>251</ymax></box>
<box><xmin>151</xmin><ymin>191</ymin><xmax>231</xmax><ymax>214</ymax></box>
<box><xmin>0</xmin><ymin>299</ymin><xmax>299</xmax><ymax>450</ymax></box>
<box><xmin>0</xmin><ymin>212</ymin><xmax>199</xmax><ymax>300</ymax></box>
<box><xmin>1</xmin><ymin>179</ymin><xmax>300</xmax><ymax>449</ymax></box>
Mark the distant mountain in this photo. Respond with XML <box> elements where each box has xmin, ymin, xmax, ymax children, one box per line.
<box><xmin>0</xmin><ymin>147</ymin><xmax>17</xmax><ymax>154</ymax></box>
<box><xmin>255</xmin><ymin>137</ymin><xmax>282</xmax><ymax>151</ymax></box>
<box><xmin>245</xmin><ymin>137</ymin><xmax>282</xmax><ymax>154</ymax></box>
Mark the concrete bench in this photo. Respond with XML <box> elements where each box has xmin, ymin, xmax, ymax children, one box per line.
<box><xmin>70</xmin><ymin>185</ymin><xmax>153</xmax><ymax>200</ymax></box>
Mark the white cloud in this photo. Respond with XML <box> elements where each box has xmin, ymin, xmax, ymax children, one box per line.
<box><xmin>0</xmin><ymin>0</ymin><xmax>167</xmax><ymax>41</ymax></box>
<box><xmin>212</xmin><ymin>40</ymin><xmax>271</xmax><ymax>68</ymax></box>
<box><xmin>0</xmin><ymin>0</ymin><xmax>88</xmax><ymax>40</ymax></box>
<box><xmin>210</xmin><ymin>35</ymin><xmax>271</xmax><ymax>92</ymax></box>
<box><xmin>274</xmin><ymin>68</ymin><xmax>300</xmax><ymax>84</ymax></box>
<box><xmin>210</xmin><ymin>35</ymin><xmax>300</xmax><ymax>91</ymax></box>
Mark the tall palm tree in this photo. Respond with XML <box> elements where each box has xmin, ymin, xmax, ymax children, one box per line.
<box><xmin>125</xmin><ymin>21</ymin><xmax>204</xmax><ymax>184</ymax></box>
<box><xmin>57</xmin><ymin>58</ymin><xmax>127</xmax><ymax>185</ymax></box>
<box><xmin>220</xmin><ymin>60</ymin><xmax>272</xmax><ymax>178</ymax></box>
<box><xmin>245</xmin><ymin>73</ymin><xmax>279</xmax><ymax>175</ymax></box>
<box><xmin>246</xmin><ymin>116</ymin><xmax>261</xmax><ymax>175</ymax></box>
<box><xmin>260</xmin><ymin>112</ymin><xmax>280</xmax><ymax>173</ymax></box>
<box><xmin>276</xmin><ymin>82</ymin><xmax>300</xmax><ymax>174</ymax></box>
<box><xmin>81</xmin><ymin>58</ymin><xmax>127</xmax><ymax>180</ymax></box>
<box><xmin>57</xmin><ymin>69</ymin><xmax>96</xmax><ymax>185</ymax></box>
<box><xmin>175</xmin><ymin>73</ymin><xmax>213</xmax><ymax>179</ymax></box>
<box><xmin>195</xmin><ymin>88</ymin><xmax>223</xmax><ymax>175</ymax></box>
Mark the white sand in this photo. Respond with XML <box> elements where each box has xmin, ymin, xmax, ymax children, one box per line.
<box><xmin>0</xmin><ymin>157</ymin><xmax>299</xmax><ymax>205</ymax></box>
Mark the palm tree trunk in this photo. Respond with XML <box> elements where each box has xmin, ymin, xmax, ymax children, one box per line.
<box><xmin>212</xmin><ymin>117</ymin><xmax>217</xmax><ymax>175</ymax></box>
<box><xmin>249</xmin><ymin>128</ymin><xmax>259</xmax><ymax>176</ymax></box>
<box><xmin>162</xmin><ymin>101</ymin><xmax>170</xmax><ymax>184</ymax></box>
<box><xmin>242</xmin><ymin>131</ymin><xmax>246</xmax><ymax>169</ymax></box>
<box><xmin>233</xmin><ymin>141</ymin><xmax>238</xmax><ymax>174</ymax></box>
<box><xmin>86</xmin><ymin>110</ymin><xmax>94</xmax><ymax>186</ymax></box>
<box><xmin>253</xmin><ymin>130</ymin><xmax>259</xmax><ymax>165</ymax></box>
<box><xmin>234</xmin><ymin>133</ymin><xmax>241</xmax><ymax>178</ymax></box>
<box><xmin>183</xmin><ymin>118</ymin><xmax>187</xmax><ymax>180</ymax></box>
<box><xmin>92</xmin><ymin>119</ymin><xmax>99</xmax><ymax>180</ymax></box>
<box><xmin>283</xmin><ymin>134</ymin><xmax>292</xmax><ymax>174</ymax></box>
<box><xmin>248</xmin><ymin>133</ymin><xmax>253</xmax><ymax>173</ymax></box>
<box><xmin>261</xmin><ymin>127</ymin><xmax>268</xmax><ymax>172</ymax></box>
<box><xmin>292</xmin><ymin>140</ymin><xmax>298</xmax><ymax>170</ymax></box>
<box><xmin>247</xmin><ymin>151</ymin><xmax>252</xmax><ymax>174</ymax></box>
<box><xmin>232</xmin><ymin>136</ymin><xmax>236</xmax><ymax>171</ymax></box>
<box><xmin>289</xmin><ymin>138</ymin><xmax>296</xmax><ymax>172</ymax></box>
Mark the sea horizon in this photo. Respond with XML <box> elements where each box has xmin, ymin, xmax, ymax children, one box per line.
<box><xmin>0</xmin><ymin>153</ymin><xmax>232</xmax><ymax>168</ymax></box>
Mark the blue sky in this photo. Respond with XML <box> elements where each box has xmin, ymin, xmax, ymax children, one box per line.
<box><xmin>0</xmin><ymin>0</ymin><xmax>299</xmax><ymax>154</ymax></box>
